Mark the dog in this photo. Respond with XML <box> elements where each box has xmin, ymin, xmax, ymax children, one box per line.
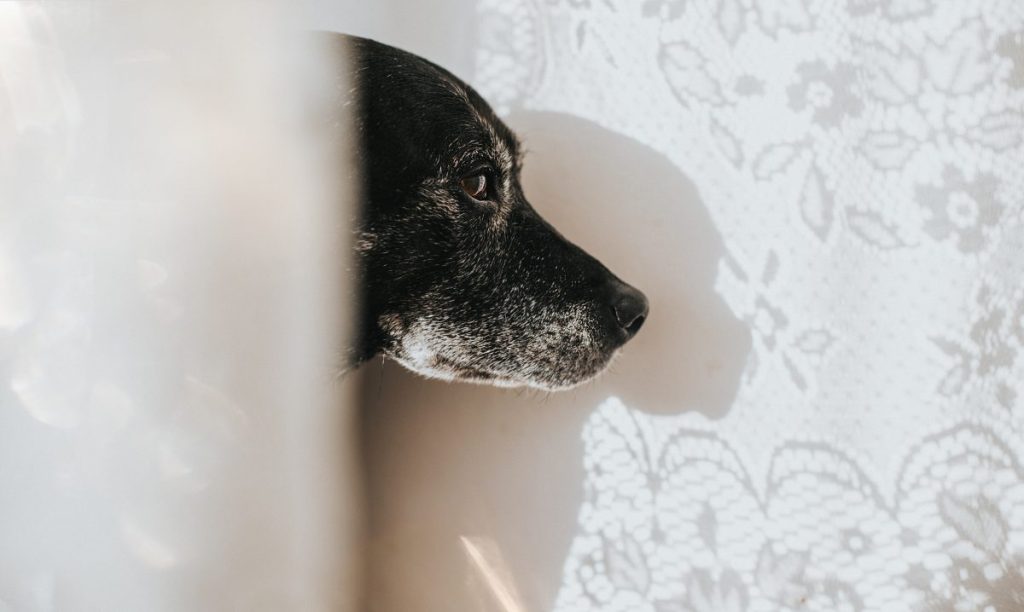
<box><xmin>336</xmin><ymin>34</ymin><xmax>648</xmax><ymax>390</ymax></box>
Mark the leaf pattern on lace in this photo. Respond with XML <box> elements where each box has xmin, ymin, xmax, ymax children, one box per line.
<box><xmin>605</xmin><ymin>533</ymin><xmax>650</xmax><ymax>593</ymax></box>
<box><xmin>799</xmin><ymin>165</ymin><xmax>834</xmax><ymax>240</ymax></box>
<box><xmin>860</xmin><ymin>43</ymin><xmax>922</xmax><ymax>103</ymax></box>
<box><xmin>752</xmin><ymin>141</ymin><xmax>804</xmax><ymax>181</ymax></box>
<box><xmin>782</xmin><ymin>354</ymin><xmax>807</xmax><ymax>390</ymax></box>
<box><xmin>938</xmin><ymin>494</ymin><xmax>1008</xmax><ymax>556</ymax></box>
<box><xmin>658</xmin><ymin>40</ymin><xmax>725</xmax><ymax>106</ymax></box>
<box><xmin>846</xmin><ymin>210</ymin><xmax>905</xmax><ymax>249</ymax></box>
<box><xmin>716</xmin><ymin>0</ymin><xmax>745</xmax><ymax>45</ymax></box>
<box><xmin>965</xmin><ymin>111</ymin><xmax>1024</xmax><ymax>151</ymax></box>
<box><xmin>709</xmin><ymin>117</ymin><xmax>743</xmax><ymax>168</ymax></box>
<box><xmin>932</xmin><ymin>337</ymin><xmax>972</xmax><ymax>396</ymax></box>
<box><xmin>923</xmin><ymin>18</ymin><xmax>997</xmax><ymax>94</ymax></box>
<box><xmin>860</xmin><ymin>131</ymin><xmax>920</xmax><ymax>170</ymax></box>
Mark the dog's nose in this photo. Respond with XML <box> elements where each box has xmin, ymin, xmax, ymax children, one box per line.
<box><xmin>610</xmin><ymin>283</ymin><xmax>649</xmax><ymax>339</ymax></box>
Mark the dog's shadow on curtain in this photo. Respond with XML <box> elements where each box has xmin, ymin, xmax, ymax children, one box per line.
<box><xmin>359</xmin><ymin>112</ymin><xmax>750</xmax><ymax>612</ymax></box>
<box><xmin>513</xmin><ymin>111</ymin><xmax>751</xmax><ymax>417</ymax></box>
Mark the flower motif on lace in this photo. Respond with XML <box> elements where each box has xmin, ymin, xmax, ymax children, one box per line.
<box><xmin>787</xmin><ymin>61</ymin><xmax>864</xmax><ymax>126</ymax></box>
<box><xmin>916</xmin><ymin>167</ymin><xmax>1002</xmax><ymax>253</ymax></box>
<box><xmin>933</xmin><ymin>284</ymin><xmax>1019</xmax><ymax>398</ymax></box>
<box><xmin>969</xmin><ymin>287</ymin><xmax>1017</xmax><ymax>377</ymax></box>
<box><xmin>554</xmin><ymin>400</ymin><xmax>1024</xmax><ymax>612</ymax></box>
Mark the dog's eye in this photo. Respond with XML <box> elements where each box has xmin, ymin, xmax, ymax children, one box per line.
<box><xmin>460</xmin><ymin>173</ymin><xmax>490</xmax><ymax>201</ymax></box>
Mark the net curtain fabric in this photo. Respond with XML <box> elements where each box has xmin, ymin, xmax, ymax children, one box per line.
<box><xmin>473</xmin><ymin>1</ymin><xmax>1024</xmax><ymax>610</ymax></box>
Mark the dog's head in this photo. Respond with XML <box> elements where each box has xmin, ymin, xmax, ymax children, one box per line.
<box><xmin>345</xmin><ymin>36</ymin><xmax>647</xmax><ymax>389</ymax></box>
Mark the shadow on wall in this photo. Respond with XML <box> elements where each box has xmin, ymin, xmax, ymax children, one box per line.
<box><xmin>359</xmin><ymin>112</ymin><xmax>750</xmax><ymax>612</ymax></box>
<box><xmin>512</xmin><ymin>111</ymin><xmax>751</xmax><ymax>418</ymax></box>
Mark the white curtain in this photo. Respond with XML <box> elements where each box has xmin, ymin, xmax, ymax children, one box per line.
<box><xmin>469</xmin><ymin>1</ymin><xmax>1024</xmax><ymax>610</ymax></box>
<box><xmin>0</xmin><ymin>3</ymin><xmax>361</xmax><ymax>610</ymax></box>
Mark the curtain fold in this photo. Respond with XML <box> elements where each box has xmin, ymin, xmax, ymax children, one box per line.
<box><xmin>0</xmin><ymin>3</ymin><xmax>361</xmax><ymax>610</ymax></box>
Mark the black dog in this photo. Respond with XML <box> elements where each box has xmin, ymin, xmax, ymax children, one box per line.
<box><xmin>337</xmin><ymin>35</ymin><xmax>647</xmax><ymax>389</ymax></box>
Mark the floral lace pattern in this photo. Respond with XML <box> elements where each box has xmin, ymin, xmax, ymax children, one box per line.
<box><xmin>475</xmin><ymin>0</ymin><xmax>1024</xmax><ymax>609</ymax></box>
<box><xmin>552</xmin><ymin>398</ymin><xmax>1024</xmax><ymax>611</ymax></box>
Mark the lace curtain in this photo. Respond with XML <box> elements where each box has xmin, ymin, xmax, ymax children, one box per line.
<box><xmin>4</xmin><ymin>1</ymin><xmax>1024</xmax><ymax>610</ymax></box>
<box><xmin>472</xmin><ymin>1</ymin><xmax>1024</xmax><ymax>610</ymax></box>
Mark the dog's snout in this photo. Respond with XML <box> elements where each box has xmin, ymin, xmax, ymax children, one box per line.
<box><xmin>610</xmin><ymin>283</ymin><xmax>649</xmax><ymax>340</ymax></box>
